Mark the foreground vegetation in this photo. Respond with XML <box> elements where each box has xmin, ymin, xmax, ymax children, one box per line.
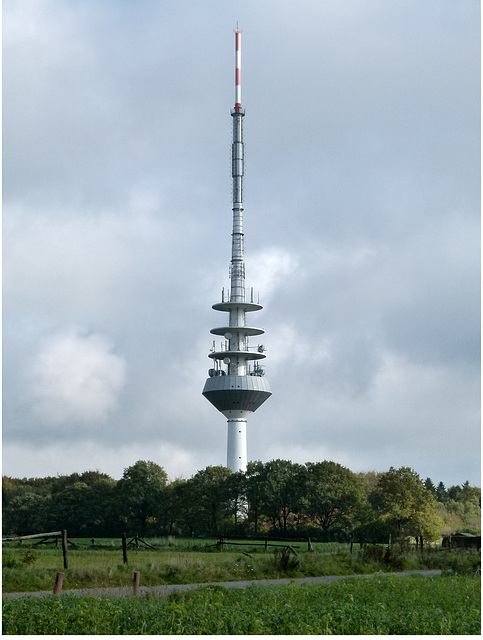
<box><xmin>3</xmin><ymin>574</ymin><xmax>480</xmax><ymax>635</ymax></box>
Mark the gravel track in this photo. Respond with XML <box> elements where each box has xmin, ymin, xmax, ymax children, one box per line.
<box><xmin>3</xmin><ymin>569</ymin><xmax>442</xmax><ymax>599</ymax></box>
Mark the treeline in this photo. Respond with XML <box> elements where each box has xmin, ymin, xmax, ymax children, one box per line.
<box><xmin>2</xmin><ymin>460</ymin><xmax>480</xmax><ymax>544</ymax></box>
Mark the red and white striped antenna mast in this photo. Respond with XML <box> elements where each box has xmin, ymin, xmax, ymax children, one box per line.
<box><xmin>234</xmin><ymin>26</ymin><xmax>242</xmax><ymax>113</ymax></box>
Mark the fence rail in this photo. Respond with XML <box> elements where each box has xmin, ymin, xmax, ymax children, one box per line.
<box><xmin>2</xmin><ymin>531</ymin><xmax>62</xmax><ymax>542</ymax></box>
<box><xmin>3</xmin><ymin>530</ymin><xmax>69</xmax><ymax>568</ymax></box>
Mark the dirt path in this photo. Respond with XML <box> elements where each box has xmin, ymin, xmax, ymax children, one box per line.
<box><xmin>3</xmin><ymin>569</ymin><xmax>442</xmax><ymax>599</ymax></box>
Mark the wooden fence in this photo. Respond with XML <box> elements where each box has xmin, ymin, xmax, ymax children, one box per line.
<box><xmin>2</xmin><ymin>530</ymin><xmax>70</xmax><ymax>568</ymax></box>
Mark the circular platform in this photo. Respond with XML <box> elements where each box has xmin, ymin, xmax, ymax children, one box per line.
<box><xmin>212</xmin><ymin>301</ymin><xmax>263</xmax><ymax>312</ymax></box>
<box><xmin>209</xmin><ymin>350</ymin><xmax>266</xmax><ymax>361</ymax></box>
<box><xmin>210</xmin><ymin>326</ymin><xmax>265</xmax><ymax>337</ymax></box>
<box><xmin>202</xmin><ymin>374</ymin><xmax>272</xmax><ymax>413</ymax></box>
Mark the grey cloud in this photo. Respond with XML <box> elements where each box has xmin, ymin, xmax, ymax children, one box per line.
<box><xmin>3</xmin><ymin>0</ymin><xmax>480</xmax><ymax>487</ymax></box>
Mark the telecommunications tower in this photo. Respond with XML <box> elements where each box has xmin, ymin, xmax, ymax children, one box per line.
<box><xmin>202</xmin><ymin>29</ymin><xmax>271</xmax><ymax>473</ymax></box>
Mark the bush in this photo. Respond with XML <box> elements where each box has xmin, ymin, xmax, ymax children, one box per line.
<box><xmin>382</xmin><ymin>547</ymin><xmax>405</xmax><ymax>570</ymax></box>
<box><xmin>2</xmin><ymin>553</ymin><xmax>20</xmax><ymax>569</ymax></box>
<box><xmin>441</xmin><ymin>550</ymin><xmax>481</xmax><ymax>576</ymax></box>
<box><xmin>270</xmin><ymin>547</ymin><xmax>299</xmax><ymax>573</ymax></box>
<box><xmin>360</xmin><ymin>544</ymin><xmax>406</xmax><ymax>570</ymax></box>
<box><xmin>22</xmin><ymin>549</ymin><xmax>38</xmax><ymax>566</ymax></box>
<box><xmin>362</xmin><ymin>544</ymin><xmax>385</xmax><ymax>563</ymax></box>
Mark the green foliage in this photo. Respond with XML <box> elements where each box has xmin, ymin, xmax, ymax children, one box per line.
<box><xmin>361</xmin><ymin>543</ymin><xmax>385</xmax><ymax>563</ymax></box>
<box><xmin>2</xmin><ymin>492</ymin><xmax>51</xmax><ymax>535</ymax></box>
<box><xmin>21</xmin><ymin>548</ymin><xmax>38</xmax><ymax>566</ymax></box>
<box><xmin>2</xmin><ymin>552</ymin><xmax>20</xmax><ymax>569</ymax></box>
<box><xmin>116</xmin><ymin>461</ymin><xmax>168</xmax><ymax>537</ymax></box>
<box><xmin>244</xmin><ymin>460</ymin><xmax>266</xmax><ymax>533</ymax></box>
<box><xmin>370</xmin><ymin>466</ymin><xmax>443</xmax><ymax>544</ymax></box>
<box><xmin>2</xmin><ymin>460</ymin><xmax>480</xmax><ymax>541</ymax></box>
<box><xmin>269</xmin><ymin>547</ymin><xmax>300</xmax><ymax>574</ymax></box>
<box><xmin>50</xmin><ymin>482</ymin><xmax>91</xmax><ymax>536</ymax></box>
<box><xmin>431</xmin><ymin>550</ymin><xmax>481</xmax><ymax>576</ymax></box>
<box><xmin>424</xmin><ymin>477</ymin><xmax>436</xmax><ymax>493</ymax></box>
<box><xmin>255</xmin><ymin>459</ymin><xmax>307</xmax><ymax>533</ymax></box>
<box><xmin>305</xmin><ymin>460</ymin><xmax>364</xmax><ymax>533</ymax></box>
<box><xmin>436</xmin><ymin>481</ymin><xmax>447</xmax><ymax>502</ymax></box>
<box><xmin>181</xmin><ymin>466</ymin><xmax>232</xmax><ymax>536</ymax></box>
<box><xmin>3</xmin><ymin>575</ymin><xmax>480</xmax><ymax>635</ymax></box>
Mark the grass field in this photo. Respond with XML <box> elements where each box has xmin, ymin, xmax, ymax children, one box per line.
<box><xmin>3</xmin><ymin>574</ymin><xmax>480</xmax><ymax>634</ymax></box>
<box><xmin>2</xmin><ymin>537</ymin><xmax>480</xmax><ymax>593</ymax></box>
<box><xmin>2</xmin><ymin>539</ymin><xmax>376</xmax><ymax>592</ymax></box>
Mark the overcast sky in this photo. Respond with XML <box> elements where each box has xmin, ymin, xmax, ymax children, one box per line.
<box><xmin>3</xmin><ymin>0</ymin><xmax>480</xmax><ymax>487</ymax></box>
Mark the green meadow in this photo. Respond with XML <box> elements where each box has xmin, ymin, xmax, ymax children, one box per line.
<box><xmin>2</xmin><ymin>538</ymin><xmax>374</xmax><ymax>592</ymax></box>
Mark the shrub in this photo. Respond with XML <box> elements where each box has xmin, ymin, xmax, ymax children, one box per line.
<box><xmin>22</xmin><ymin>549</ymin><xmax>38</xmax><ymax>566</ymax></box>
<box><xmin>382</xmin><ymin>547</ymin><xmax>405</xmax><ymax>570</ymax></box>
<box><xmin>270</xmin><ymin>547</ymin><xmax>299</xmax><ymax>573</ymax></box>
<box><xmin>362</xmin><ymin>544</ymin><xmax>385</xmax><ymax>563</ymax></box>
<box><xmin>2</xmin><ymin>553</ymin><xmax>20</xmax><ymax>569</ymax></box>
<box><xmin>442</xmin><ymin>551</ymin><xmax>481</xmax><ymax>576</ymax></box>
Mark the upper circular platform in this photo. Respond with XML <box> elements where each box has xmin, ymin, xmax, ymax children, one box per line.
<box><xmin>209</xmin><ymin>350</ymin><xmax>266</xmax><ymax>361</ymax></box>
<box><xmin>212</xmin><ymin>301</ymin><xmax>263</xmax><ymax>312</ymax></box>
<box><xmin>210</xmin><ymin>326</ymin><xmax>265</xmax><ymax>337</ymax></box>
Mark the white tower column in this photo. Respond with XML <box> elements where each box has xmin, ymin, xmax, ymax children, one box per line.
<box><xmin>227</xmin><ymin>418</ymin><xmax>247</xmax><ymax>472</ymax></box>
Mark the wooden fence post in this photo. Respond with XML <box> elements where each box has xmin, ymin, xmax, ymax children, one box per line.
<box><xmin>133</xmin><ymin>571</ymin><xmax>140</xmax><ymax>597</ymax></box>
<box><xmin>122</xmin><ymin>533</ymin><xmax>128</xmax><ymax>565</ymax></box>
<box><xmin>62</xmin><ymin>530</ymin><xmax>68</xmax><ymax>569</ymax></box>
<box><xmin>53</xmin><ymin>572</ymin><xmax>64</xmax><ymax>594</ymax></box>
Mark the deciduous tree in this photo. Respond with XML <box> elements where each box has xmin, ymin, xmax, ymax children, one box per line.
<box><xmin>370</xmin><ymin>466</ymin><xmax>442</xmax><ymax>546</ymax></box>
<box><xmin>258</xmin><ymin>459</ymin><xmax>306</xmax><ymax>533</ymax></box>
<box><xmin>305</xmin><ymin>461</ymin><xmax>364</xmax><ymax>534</ymax></box>
<box><xmin>184</xmin><ymin>466</ymin><xmax>232</xmax><ymax>536</ymax></box>
<box><xmin>116</xmin><ymin>460</ymin><xmax>168</xmax><ymax>537</ymax></box>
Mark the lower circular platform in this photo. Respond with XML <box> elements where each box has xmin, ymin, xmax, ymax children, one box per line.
<box><xmin>202</xmin><ymin>375</ymin><xmax>271</xmax><ymax>413</ymax></box>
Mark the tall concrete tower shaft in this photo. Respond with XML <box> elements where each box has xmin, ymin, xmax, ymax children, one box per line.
<box><xmin>202</xmin><ymin>29</ymin><xmax>271</xmax><ymax>473</ymax></box>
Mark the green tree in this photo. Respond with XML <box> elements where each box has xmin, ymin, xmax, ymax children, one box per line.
<box><xmin>226</xmin><ymin>471</ymin><xmax>248</xmax><ymax>535</ymax></box>
<box><xmin>50</xmin><ymin>470</ymin><xmax>110</xmax><ymax>494</ymax></box>
<box><xmin>305</xmin><ymin>461</ymin><xmax>364</xmax><ymax>535</ymax></box>
<box><xmin>3</xmin><ymin>492</ymin><xmax>51</xmax><ymax>535</ymax></box>
<box><xmin>50</xmin><ymin>482</ymin><xmax>92</xmax><ymax>536</ymax></box>
<box><xmin>436</xmin><ymin>481</ymin><xmax>447</xmax><ymax>503</ymax></box>
<box><xmin>245</xmin><ymin>461</ymin><xmax>265</xmax><ymax>533</ymax></box>
<box><xmin>443</xmin><ymin>482</ymin><xmax>481</xmax><ymax>534</ymax></box>
<box><xmin>461</xmin><ymin>481</ymin><xmax>481</xmax><ymax>507</ymax></box>
<box><xmin>259</xmin><ymin>459</ymin><xmax>306</xmax><ymax>533</ymax></box>
<box><xmin>447</xmin><ymin>484</ymin><xmax>463</xmax><ymax>501</ymax></box>
<box><xmin>86</xmin><ymin>478</ymin><xmax>118</xmax><ymax>537</ymax></box>
<box><xmin>116</xmin><ymin>460</ymin><xmax>168</xmax><ymax>537</ymax></box>
<box><xmin>424</xmin><ymin>478</ymin><xmax>436</xmax><ymax>495</ymax></box>
<box><xmin>154</xmin><ymin>478</ymin><xmax>186</xmax><ymax>536</ymax></box>
<box><xmin>184</xmin><ymin>466</ymin><xmax>232</xmax><ymax>536</ymax></box>
<box><xmin>370</xmin><ymin>466</ymin><xmax>443</xmax><ymax>547</ymax></box>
